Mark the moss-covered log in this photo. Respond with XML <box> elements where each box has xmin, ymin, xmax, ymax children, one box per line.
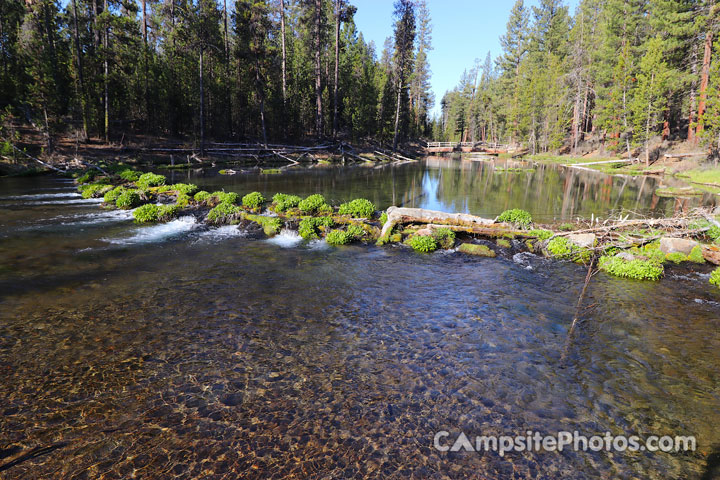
<box><xmin>380</xmin><ymin>206</ymin><xmax>498</xmax><ymax>240</ymax></box>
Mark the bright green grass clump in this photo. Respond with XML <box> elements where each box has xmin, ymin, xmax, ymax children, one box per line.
<box><xmin>379</xmin><ymin>212</ymin><xmax>388</xmax><ymax>225</ymax></box>
<box><xmin>528</xmin><ymin>229</ymin><xmax>553</xmax><ymax>241</ymax></box>
<box><xmin>103</xmin><ymin>186</ymin><xmax>126</xmax><ymax>203</ymax></box>
<box><xmin>80</xmin><ymin>183</ymin><xmax>112</xmax><ymax>199</ymax></box>
<box><xmin>665</xmin><ymin>252</ymin><xmax>687</xmax><ymax>264</ymax></box>
<box><xmin>133</xmin><ymin>204</ymin><xmax>179</xmax><ymax>223</ymax></box>
<box><xmin>323</xmin><ymin>224</ymin><xmax>366</xmax><ymax>244</ymax></box>
<box><xmin>210</xmin><ymin>191</ymin><xmax>239</xmax><ymax>205</ymax></box>
<box><xmin>497</xmin><ymin>208</ymin><xmax>532</xmax><ymax>228</ymax></box>
<box><xmin>116</xmin><ymin>190</ymin><xmax>142</xmax><ymax>209</ymax></box>
<box><xmin>458</xmin><ymin>243</ymin><xmax>496</xmax><ymax>257</ymax></box>
<box><xmin>432</xmin><ymin>227</ymin><xmax>456</xmax><ymax>249</ymax></box>
<box><xmin>298</xmin><ymin>216</ymin><xmax>334</xmax><ymax>239</ymax></box>
<box><xmin>408</xmin><ymin>235</ymin><xmax>438</xmax><ymax>253</ymax></box>
<box><xmin>599</xmin><ymin>255</ymin><xmax>664</xmax><ymax>281</ymax></box>
<box><xmin>709</xmin><ymin>225</ymin><xmax>720</xmax><ymax>244</ymax></box>
<box><xmin>206</xmin><ymin>202</ymin><xmax>241</xmax><ymax>224</ymax></box>
<box><xmin>194</xmin><ymin>191</ymin><xmax>211</xmax><ymax>203</ymax></box>
<box><xmin>710</xmin><ymin>267</ymin><xmax>720</xmax><ymax>288</ymax></box>
<box><xmin>298</xmin><ymin>194</ymin><xmax>330</xmax><ymax>214</ymax></box>
<box><xmin>175</xmin><ymin>193</ymin><xmax>191</xmax><ymax>208</ymax></box>
<box><xmin>136</xmin><ymin>172</ymin><xmax>166</xmax><ymax>189</ymax></box>
<box><xmin>242</xmin><ymin>191</ymin><xmax>265</xmax><ymax>209</ymax></box>
<box><xmin>272</xmin><ymin>193</ymin><xmax>302</xmax><ymax>212</ymax></box>
<box><xmin>245</xmin><ymin>214</ymin><xmax>283</xmax><ymax>236</ymax></box>
<box><xmin>171</xmin><ymin>183</ymin><xmax>198</xmax><ymax>196</ymax></box>
<box><xmin>77</xmin><ymin>171</ymin><xmax>96</xmax><ymax>184</ymax></box>
<box><xmin>338</xmin><ymin>198</ymin><xmax>375</xmax><ymax>218</ymax></box>
<box><xmin>118</xmin><ymin>168</ymin><xmax>140</xmax><ymax>182</ymax></box>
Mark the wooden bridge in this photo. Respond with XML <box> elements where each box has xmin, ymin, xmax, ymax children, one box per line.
<box><xmin>425</xmin><ymin>141</ymin><xmax>510</xmax><ymax>154</ymax></box>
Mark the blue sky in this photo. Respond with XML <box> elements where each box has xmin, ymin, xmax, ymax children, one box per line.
<box><xmin>354</xmin><ymin>0</ymin><xmax>580</xmax><ymax>118</ymax></box>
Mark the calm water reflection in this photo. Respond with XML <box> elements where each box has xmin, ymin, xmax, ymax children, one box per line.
<box><xmin>0</xmin><ymin>163</ymin><xmax>719</xmax><ymax>479</ymax></box>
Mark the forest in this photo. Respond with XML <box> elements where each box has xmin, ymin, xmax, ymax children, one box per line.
<box><xmin>0</xmin><ymin>0</ymin><xmax>433</xmax><ymax>151</ymax></box>
<box><xmin>436</xmin><ymin>0</ymin><xmax>720</xmax><ymax>162</ymax></box>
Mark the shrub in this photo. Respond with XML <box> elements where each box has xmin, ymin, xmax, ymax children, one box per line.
<box><xmin>194</xmin><ymin>191</ymin><xmax>211</xmax><ymax>203</ymax></box>
<box><xmin>379</xmin><ymin>212</ymin><xmax>388</xmax><ymax>225</ymax></box>
<box><xmin>497</xmin><ymin>208</ymin><xmax>532</xmax><ymax>228</ymax></box>
<box><xmin>242</xmin><ymin>191</ymin><xmax>265</xmax><ymax>209</ymax></box>
<box><xmin>338</xmin><ymin>198</ymin><xmax>375</xmax><ymax>218</ymax></box>
<box><xmin>207</xmin><ymin>202</ymin><xmax>241</xmax><ymax>224</ymax></box>
<box><xmin>176</xmin><ymin>193</ymin><xmax>191</xmax><ymax>208</ymax></box>
<box><xmin>298</xmin><ymin>216</ymin><xmax>333</xmax><ymax>239</ymax></box>
<box><xmin>272</xmin><ymin>193</ymin><xmax>302</xmax><ymax>212</ymax></box>
<box><xmin>408</xmin><ymin>235</ymin><xmax>437</xmax><ymax>253</ymax></box>
<box><xmin>347</xmin><ymin>224</ymin><xmax>365</xmax><ymax>239</ymax></box>
<box><xmin>710</xmin><ymin>267</ymin><xmax>720</xmax><ymax>288</ymax></box>
<box><xmin>116</xmin><ymin>190</ymin><xmax>141</xmax><ymax>209</ymax></box>
<box><xmin>432</xmin><ymin>227</ymin><xmax>456</xmax><ymax>249</ymax></box>
<box><xmin>326</xmin><ymin>229</ymin><xmax>354</xmax><ymax>245</ymax></box>
<box><xmin>317</xmin><ymin>203</ymin><xmax>334</xmax><ymax>215</ymax></box>
<box><xmin>528</xmin><ymin>229</ymin><xmax>553</xmax><ymax>241</ymax></box>
<box><xmin>688</xmin><ymin>246</ymin><xmax>705</xmax><ymax>264</ymax></box>
<box><xmin>136</xmin><ymin>172</ymin><xmax>166</xmax><ymax>189</ymax></box>
<box><xmin>298</xmin><ymin>194</ymin><xmax>327</xmax><ymax>213</ymax></box>
<box><xmin>118</xmin><ymin>169</ymin><xmax>140</xmax><ymax>182</ymax></box>
<box><xmin>598</xmin><ymin>255</ymin><xmax>664</xmax><ymax>281</ymax></box>
<box><xmin>171</xmin><ymin>183</ymin><xmax>198</xmax><ymax>196</ymax></box>
<box><xmin>103</xmin><ymin>186</ymin><xmax>126</xmax><ymax>204</ymax></box>
<box><xmin>77</xmin><ymin>171</ymin><xmax>95</xmax><ymax>184</ymax></box>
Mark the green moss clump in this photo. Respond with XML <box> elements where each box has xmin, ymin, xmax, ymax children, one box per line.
<box><xmin>176</xmin><ymin>193</ymin><xmax>191</xmax><ymax>208</ymax></box>
<box><xmin>546</xmin><ymin>236</ymin><xmax>591</xmax><ymax>262</ymax></box>
<box><xmin>338</xmin><ymin>198</ymin><xmax>375</xmax><ymax>218</ymax></box>
<box><xmin>665</xmin><ymin>252</ymin><xmax>687</xmax><ymax>264</ymax></box>
<box><xmin>497</xmin><ymin>208</ymin><xmax>532</xmax><ymax>228</ymax></box>
<box><xmin>272</xmin><ymin>193</ymin><xmax>302</xmax><ymax>212</ymax></box>
<box><xmin>629</xmin><ymin>241</ymin><xmax>666</xmax><ymax>264</ymax></box>
<box><xmin>116</xmin><ymin>190</ymin><xmax>142</xmax><ymax>209</ymax></box>
<box><xmin>379</xmin><ymin>212</ymin><xmax>388</xmax><ymax>225</ymax></box>
<box><xmin>709</xmin><ymin>225</ymin><xmax>720</xmax><ymax>244</ymax></box>
<box><xmin>389</xmin><ymin>233</ymin><xmax>402</xmax><ymax>243</ymax></box>
<box><xmin>598</xmin><ymin>255</ymin><xmax>664</xmax><ymax>281</ymax></box>
<box><xmin>326</xmin><ymin>229</ymin><xmax>354</xmax><ymax>246</ymax></box>
<box><xmin>496</xmin><ymin>238</ymin><xmax>512</xmax><ymax>248</ymax></box>
<box><xmin>688</xmin><ymin>246</ymin><xmax>705</xmax><ymax>264</ymax></box>
<box><xmin>207</xmin><ymin>202</ymin><xmax>241</xmax><ymax>224</ymax></box>
<box><xmin>298</xmin><ymin>194</ymin><xmax>327</xmax><ymax>214</ymax></box>
<box><xmin>211</xmin><ymin>191</ymin><xmax>239</xmax><ymax>205</ymax></box>
<box><xmin>133</xmin><ymin>204</ymin><xmax>179</xmax><ymax>223</ymax></box>
<box><xmin>528</xmin><ymin>229</ymin><xmax>553</xmax><ymax>241</ymax></box>
<box><xmin>118</xmin><ymin>168</ymin><xmax>140</xmax><ymax>182</ymax></box>
<box><xmin>194</xmin><ymin>191</ymin><xmax>211</xmax><ymax>203</ymax></box>
<box><xmin>710</xmin><ymin>267</ymin><xmax>720</xmax><ymax>288</ymax></box>
<box><xmin>171</xmin><ymin>183</ymin><xmax>198</xmax><ymax>196</ymax></box>
<box><xmin>77</xmin><ymin>171</ymin><xmax>95</xmax><ymax>184</ymax></box>
<box><xmin>408</xmin><ymin>235</ymin><xmax>438</xmax><ymax>253</ymax></box>
<box><xmin>432</xmin><ymin>227</ymin><xmax>456</xmax><ymax>249</ymax></box>
<box><xmin>103</xmin><ymin>186</ymin><xmax>126</xmax><ymax>204</ymax></box>
<box><xmin>80</xmin><ymin>183</ymin><xmax>112</xmax><ymax>199</ymax></box>
<box><xmin>559</xmin><ymin>223</ymin><xmax>575</xmax><ymax>231</ymax></box>
<box><xmin>155</xmin><ymin>185</ymin><xmax>172</xmax><ymax>193</ymax></box>
<box><xmin>242</xmin><ymin>191</ymin><xmax>265</xmax><ymax>209</ymax></box>
<box><xmin>298</xmin><ymin>216</ymin><xmax>334</xmax><ymax>239</ymax></box>
<box><xmin>245</xmin><ymin>214</ymin><xmax>283</xmax><ymax>236</ymax></box>
<box><xmin>458</xmin><ymin>243</ymin><xmax>496</xmax><ymax>257</ymax></box>
<box><xmin>136</xmin><ymin>172</ymin><xmax>167</xmax><ymax>189</ymax></box>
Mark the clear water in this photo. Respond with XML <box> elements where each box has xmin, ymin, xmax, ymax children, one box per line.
<box><xmin>1</xmin><ymin>160</ymin><xmax>719</xmax><ymax>479</ymax></box>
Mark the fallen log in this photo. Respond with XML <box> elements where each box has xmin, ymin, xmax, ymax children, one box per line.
<box><xmin>664</xmin><ymin>152</ymin><xmax>707</xmax><ymax>159</ymax></box>
<box><xmin>380</xmin><ymin>206</ymin><xmax>496</xmax><ymax>239</ymax></box>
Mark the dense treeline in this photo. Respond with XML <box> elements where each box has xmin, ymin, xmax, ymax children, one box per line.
<box><xmin>436</xmin><ymin>0</ymin><xmax>720</xmax><ymax>163</ymax></box>
<box><xmin>0</xmin><ymin>0</ymin><xmax>434</xmax><ymax>150</ymax></box>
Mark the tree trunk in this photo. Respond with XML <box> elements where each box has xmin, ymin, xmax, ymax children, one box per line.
<box><xmin>199</xmin><ymin>48</ymin><xmax>205</xmax><ymax>156</ymax></box>
<box><xmin>71</xmin><ymin>0</ymin><xmax>88</xmax><ymax>140</ymax></box>
<box><xmin>332</xmin><ymin>0</ymin><xmax>341</xmax><ymax>138</ymax></box>
<box><xmin>697</xmin><ymin>31</ymin><xmax>713</xmax><ymax>136</ymax></box>
<box><xmin>314</xmin><ymin>0</ymin><xmax>323</xmax><ymax>138</ymax></box>
<box><xmin>380</xmin><ymin>206</ymin><xmax>496</xmax><ymax>240</ymax></box>
<box><xmin>280</xmin><ymin>0</ymin><xmax>287</xmax><ymax>108</ymax></box>
<box><xmin>255</xmin><ymin>58</ymin><xmax>268</xmax><ymax>147</ymax></box>
<box><xmin>223</xmin><ymin>0</ymin><xmax>232</xmax><ymax>137</ymax></box>
<box><xmin>688</xmin><ymin>42</ymin><xmax>698</xmax><ymax>143</ymax></box>
<box><xmin>103</xmin><ymin>0</ymin><xmax>109</xmax><ymax>143</ymax></box>
<box><xmin>143</xmin><ymin>0</ymin><xmax>150</xmax><ymax>130</ymax></box>
<box><xmin>392</xmin><ymin>76</ymin><xmax>403</xmax><ymax>151</ymax></box>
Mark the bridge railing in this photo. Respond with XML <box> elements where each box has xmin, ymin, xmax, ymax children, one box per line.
<box><xmin>426</xmin><ymin>141</ymin><xmax>509</xmax><ymax>149</ymax></box>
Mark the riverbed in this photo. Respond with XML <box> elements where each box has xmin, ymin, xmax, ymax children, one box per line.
<box><xmin>1</xmin><ymin>158</ymin><xmax>719</xmax><ymax>478</ymax></box>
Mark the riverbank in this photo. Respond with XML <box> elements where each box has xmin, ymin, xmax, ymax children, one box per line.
<box><xmin>75</xmin><ymin>166</ymin><xmax>720</xmax><ymax>289</ymax></box>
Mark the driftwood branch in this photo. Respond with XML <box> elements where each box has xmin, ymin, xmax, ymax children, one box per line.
<box><xmin>380</xmin><ymin>206</ymin><xmax>497</xmax><ymax>238</ymax></box>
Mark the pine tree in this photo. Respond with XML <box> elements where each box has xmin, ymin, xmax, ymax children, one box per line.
<box><xmin>391</xmin><ymin>0</ymin><xmax>415</xmax><ymax>151</ymax></box>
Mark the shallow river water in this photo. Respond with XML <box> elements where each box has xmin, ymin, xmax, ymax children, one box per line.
<box><xmin>1</xmin><ymin>159</ymin><xmax>719</xmax><ymax>479</ymax></box>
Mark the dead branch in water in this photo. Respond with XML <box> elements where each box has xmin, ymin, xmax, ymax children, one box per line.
<box><xmin>561</xmin><ymin>257</ymin><xmax>597</xmax><ymax>363</ymax></box>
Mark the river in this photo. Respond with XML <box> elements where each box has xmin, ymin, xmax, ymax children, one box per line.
<box><xmin>1</xmin><ymin>158</ymin><xmax>719</xmax><ymax>478</ymax></box>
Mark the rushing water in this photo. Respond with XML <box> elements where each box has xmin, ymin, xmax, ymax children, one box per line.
<box><xmin>1</xmin><ymin>159</ymin><xmax>719</xmax><ymax>479</ymax></box>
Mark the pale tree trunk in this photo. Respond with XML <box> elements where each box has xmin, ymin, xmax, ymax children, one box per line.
<box><xmin>688</xmin><ymin>42</ymin><xmax>698</xmax><ymax>143</ymax></box>
<box><xmin>71</xmin><ymin>0</ymin><xmax>88</xmax><ymax>140</ymax></box>
<box><xmin>199</xmin><ymin>48</ymin><xmax>205</xmax><ymax>155</ymax></box>
<box><xmin>314</xmin><ymin>0</ymin><xmax>323</xmax><ymax>137</ymax></box>
<box><xmin>103</xmin><ymin>0</ymin><xmax>109</xmax><ymax>143</ymax></box>
<box><xmin>392</xmin><ymin>77</ymin><xmax>403</xmax><ymax>150</ymax></box>
<box><xmin>645</xmin><ymin>72</ymin><xmax>655</xmax><ymax>167</ymax></box>
<box><xmin>280</xmin><ymin>0</ymin><xmax>287</xmax><ymax>108</ymax></box>
<box><xmin>143</xmin><ymin>0</ymin><xmax>149</xmax><ymax>129</ymax></box>
<box><xmin>223</xmin><ymin>0</ymin><xmax>232</xmax><ymax>136</ymax></box>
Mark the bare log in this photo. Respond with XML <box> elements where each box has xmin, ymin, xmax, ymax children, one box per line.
<box><xmin>380</xmin><ymin>206</ymin><xmax>496</xmax><ymax>239</ymax></box>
